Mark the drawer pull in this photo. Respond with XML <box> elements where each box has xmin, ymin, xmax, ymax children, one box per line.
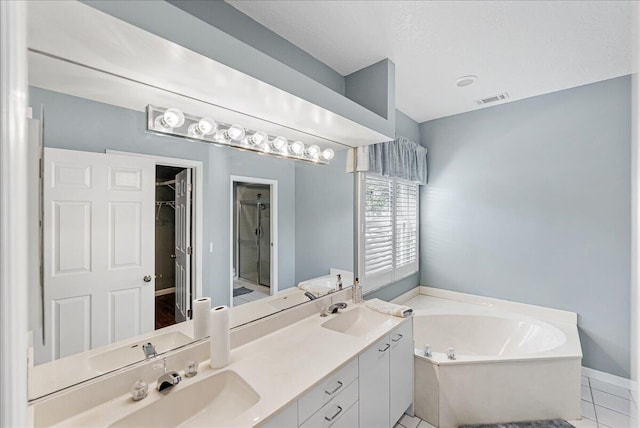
<box><xmin>324</xmin><ymin>405</ymin><xmax>343</xmax><ymax>422</ymax></box>
<box><xmin>392</xmin><ymin>333</ymin><xmax>403</xmax><ymax>342</ymax></box>
<box><xmin>324</xmin><ymin>380</ymin><xmax>343</xmax><ymax>396</ymax></box>
<box><xmin>379</xmin><ymin>343</ymin><xmax>390</xmax><ymax>352</ymax></box>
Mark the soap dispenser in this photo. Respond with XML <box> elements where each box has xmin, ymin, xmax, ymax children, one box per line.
<box><xmin>336</xmin><ymin>274</ymin><xmax>343</xmax><ymax>290</ymax></box>
<box><xmin>353</xmin><ymin>277</ymin><xmax>363</xmax><ymax>303</ymax></box>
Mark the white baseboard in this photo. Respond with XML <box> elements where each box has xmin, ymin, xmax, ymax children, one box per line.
<box><xmin>390</xmin><ymin>287</ymin><xmax>420</xmax><ymax>305</ymax></box>
<box><xmin>155</xmin><ymin>287</ymin><xmax>175</xmax><ymax>297</ymax></box>
<box><xmin>582</xmin><ymin>366</ymin><xmax>636</xmax><ymax>391</ymax></box>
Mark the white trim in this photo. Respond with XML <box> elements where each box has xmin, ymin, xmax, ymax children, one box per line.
<box><xmin>229</xmin><ymin>175</ymin><xmax>279</xmax><ymax>307</ymax></box>
<box><xmin>1</xmin><ymin>1</ymin><xmax>29</xmax><ymax>425</ymax></box>
<box><xmin>105</xmin><ymin>150</ymin><xmax>204</xmax><ymax>302</ymax></box>
<box><xmin>582</xmin><ymin>366</ymin><xmax>637</xmax><ymax>391</ymax></box>
<box><xmin>155</xmin><ymin>287</ymin><xmax>175</xmax><ymax>297</ymax></box>
<box><xmin>389</xmin><ymin>286</ymin><xmax>420</xmax><ymax>305</ymax></box>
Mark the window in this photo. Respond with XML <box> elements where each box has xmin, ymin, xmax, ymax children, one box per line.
<box><xmin>358</xmin><ymin>173</ymin><xmax>419</xmax><ymax>292</ymax></box>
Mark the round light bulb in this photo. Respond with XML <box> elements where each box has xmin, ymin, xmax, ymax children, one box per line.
<box><xmin>249</xmin><ymin>131</ymin><xmax>268</xmax><ymax>146</ymax></box>
<box><xmin>305</xmin><ymin>144</ymin><xmax>320</xmax><ymax>159</ymax></box>
<box><xmin>289</xmin><ymin>141</ymin><xmax>304</xmax><ymax>156</ymax></box>
<box><xmin>160</xmin><ymin>108</ymin><xmax>185</xmax><ymax>128</ymax></box>
<box><xmin>271</xmin><ymin>136</ymin><xmax>287</xmax><ymax>152</ymax></box>
<box><xmin>226</xmin><ymin>125</ymin><xmax>245</xmax><ymax>141</ymax></box>
<box><xmin>321</xmin><ymin>148</ymin><xmax>335</xmax><ymax>161</ymax></box>
<box><xmin>196</xmin><ymin>118</ymin><xmax>217</xmax><ymax>136</ymax></box>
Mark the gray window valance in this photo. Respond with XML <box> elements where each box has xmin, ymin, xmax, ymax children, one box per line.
<box><xmin>346</xmin><ymin>137</ymin><xmax>428</xmax><ymax>185</ymax></box>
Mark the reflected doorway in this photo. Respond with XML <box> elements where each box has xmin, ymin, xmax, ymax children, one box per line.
<box><xmin>155</xmin><ymin>165</ymin><xmax>193</xmax><ymax>329</ymax></box>
<box><xmin>231</xmin><ymin>177</ymin><xmax>278</xmax><ymax>307</ymax></box>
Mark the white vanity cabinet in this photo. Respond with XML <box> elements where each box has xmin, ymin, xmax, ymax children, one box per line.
<box><xmin>261</xmin><ymin>318</ymin><xmax>413</xmax><ymax>428</ymax></box>
<box><xmin>359</xmin><ymin>320</ymin><xmax>414</xmax><ymax>428</ymax></box>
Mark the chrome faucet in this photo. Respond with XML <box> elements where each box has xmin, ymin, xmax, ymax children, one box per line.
<box><xmin>142</xmin><ymin>342</ymin><xmax>157</xmax><ymax>359</ymax></box>
<box><xmin>321</xmin><ymin>302</ymin><xmax>348</xmax><ymax>316</ymax></box>
<box><xmin>156</xmin><ymin>358</ymin><xmax>181</xmax><ymax>392</ymax></box>
<box><xmin>304</xmin><ymin>291</ymin><xmax>317</xmax><ymax>300</ymax></box>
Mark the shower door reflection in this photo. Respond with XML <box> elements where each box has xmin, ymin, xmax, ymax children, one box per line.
<box><xmin>238</xmin><ymin>197</ymin><xmax>271</xmax><ymax>286</ymax></box>
<box><xmin>234</xmin><ymin>182</ymin><xmax>272</xmax><ymax>306</ymax></box>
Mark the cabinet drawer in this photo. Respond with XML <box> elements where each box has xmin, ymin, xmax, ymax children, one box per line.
<box><xmin>300</xmin><ymin>380</ymin><xmax>359</xmax><ymax>428</ymax></box>
<box><xmin>298</xmin><ymin>358</ymin><xmax>358</xmax><ymax>424</ymax></box>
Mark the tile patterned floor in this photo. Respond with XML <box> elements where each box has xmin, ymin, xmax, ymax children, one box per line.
<box><xmin>393</xmin><ymin>375</ymin><xmax>637</xmax><ymax>428</ymax></box>
<box><xmin>581</xmin><ymin>375</ymin><xmax>637</xmax><ymax>428</ymax></box>
<box><xmin>232</xmin><ymin>278</ymin><xmax>271</xmax><ymax>306</ymax></box>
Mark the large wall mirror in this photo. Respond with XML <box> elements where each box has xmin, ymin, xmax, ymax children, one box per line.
<box><xmin>27</xmin><ymin>10</ymin><xmax>356</xmax><ymax>399</ymax></box>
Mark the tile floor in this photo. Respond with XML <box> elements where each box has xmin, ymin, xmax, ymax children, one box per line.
<box><xmin>581</xmin><ymin>375</ymin><xmax>637</xmax><ymax>428</ymax></box>
<box><xmin>393</xmin><ymin>375</ymin><xmax>637</xmax><ymax>428</ymax></box>
<box><xmin>232</xmin><ymin>278</ymin><xmax>271</xmax><ymax>306</ymax></box>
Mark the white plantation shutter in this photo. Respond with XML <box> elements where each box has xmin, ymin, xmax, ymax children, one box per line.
<box><xmin>394</xmin><ymin>180</ymin><xmax>418</xmax><ymax>277</ymax></box>
<box><xmin>363</xmin><ymin>175</ymin><xmax>394</xmax><ymax>281</ymax></box>
<box><xmin>359</xmin><ymin>173</ymin><xmax>419</xmax><ymax>292</ymax></box>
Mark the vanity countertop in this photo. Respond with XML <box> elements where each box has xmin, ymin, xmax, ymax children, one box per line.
<box><xmin>42</xmin><ymin>302</ymin><xmax>411</xmax><ymax>427</ymax></box>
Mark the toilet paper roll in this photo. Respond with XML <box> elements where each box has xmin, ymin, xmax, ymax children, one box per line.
<box><xmin>210</xmin><ymin>305</ymin><xmax>230</xmax><ymax>369</ymax></box>
<box><xmin>192</xmin><ymin>297</ymin><xmax>211</xmax><ymax>340</ymax></box>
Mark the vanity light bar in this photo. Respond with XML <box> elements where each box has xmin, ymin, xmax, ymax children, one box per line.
<box><xmin>146</xmin><ymin>105</ymin><xmax>335</xmax><ymax>164</ymax></box>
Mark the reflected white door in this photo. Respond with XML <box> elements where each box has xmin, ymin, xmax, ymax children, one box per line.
<box><xmin>174</xmin><ymin>169</ymin><xmax>191</xmax><ymax>323</ymax></box>
<box><xmin>40</xmin><ymin>148</ymin><xmax>155</xmax><ymax>363</ymax></box>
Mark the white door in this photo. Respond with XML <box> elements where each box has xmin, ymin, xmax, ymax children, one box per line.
<box><xmin>174</xmin><ymin>169</ymin><xmax>191</xmax><ymax>323</ymax></box>
<box><xmin>39</xmin><ymin>148</ymin><xmax>155</xmax><ymax>364</ymax></box>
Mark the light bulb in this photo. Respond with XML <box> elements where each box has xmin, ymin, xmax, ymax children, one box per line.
<box><xmin>271</xmin><ymin>136</ymin><xmax>287</xmax><ymax>152</ymax></box>
<box><xmin>196</xmin><ymin>118</ymin><xmax>217</xmax><ymax>136</ymax></box>
<box><xmin>321</xmin><ymin>148</ymin><xmax>335</xmax><ymax>161</ymax></box>
<box><xmin>158</xmin><ymin>108</ymin><xmax>185</xmax><ymax>128</ymax></box>
<box><xmin>305</xmin><ymin>144</ymin><xmax>320</xmax><ymax>159</ymax></box>
<box><xmin>226</xmin><ymin>125</ymin><xmax>245</xmax><ymax>141</ymax></box>
<box><xmin>289</xmin><ymin>141</ymin><xmax>304</xmax><ymax>156</ymax></box>
<box><xmin>249</xmin><ymin>131</ymin><xmax>268</xmax><ymax>146</ymax></box>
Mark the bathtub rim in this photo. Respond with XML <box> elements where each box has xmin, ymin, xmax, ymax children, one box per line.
<box><xmin>402</xmin><ymin>289</ymin><xmax>583</xmax><ymax>365</ymax></box>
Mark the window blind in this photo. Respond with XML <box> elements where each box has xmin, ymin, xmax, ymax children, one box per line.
<box><xmin>359</xmin><ymin>173</ymin><xmax>419</xmax><ymax>292</ymax></box>
<box><xmin>363</xmin><ymin>174</ymin><xmax>394</xmax><ymax>278</ymax></box>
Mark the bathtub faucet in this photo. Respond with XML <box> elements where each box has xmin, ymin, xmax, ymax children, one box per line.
<box><xmin>424</xmin><ymin>345</ymin><xmax>432</xmax><ymax>357</ymax></box>
<box><xmin>447</xmin><ymin>347</ymin><xmax>456</xmax><ymax>360</ymax></box>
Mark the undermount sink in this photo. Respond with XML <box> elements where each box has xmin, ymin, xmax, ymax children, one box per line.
<box><xmin>321</xmin><ymin>307</ymin><xmax>393</xmax><ymax>337</ymax></box>
<box><xmin>109</xmin><ymin>370</ymin><xmax>260</xmax><ymax>428</ymax></box>
<box><xmin>88</xmin><ymin>331</ymin><xmax>192</xmax><ymax>373</ymax></box>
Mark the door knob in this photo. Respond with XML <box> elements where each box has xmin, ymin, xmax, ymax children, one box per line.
<box><xmin>143</xmin><ymin>275</ymin><xmax>153</xmax><ymax>283</ymax></box>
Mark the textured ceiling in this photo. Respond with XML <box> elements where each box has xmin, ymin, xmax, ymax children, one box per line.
<box><xmin>227</xmin><ymin>1</ymin><xmax>634</xmax><ymax>122</ymax></box>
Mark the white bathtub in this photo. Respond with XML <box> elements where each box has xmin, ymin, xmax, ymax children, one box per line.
<box><xmin>402</xmin><ymin>288</ymin><xmax>583</xmax><ymax>428</ymax></box>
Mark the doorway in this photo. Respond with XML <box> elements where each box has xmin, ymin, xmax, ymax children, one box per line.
<box><xmin>155</xmin><ymin>165</ymin><xmax>193</xmax><ymax>329</ymax></box>
<box><xmin>230</xmin><ymin>176</ymin><xmax>278</xmax><ymax>307</ymax></box>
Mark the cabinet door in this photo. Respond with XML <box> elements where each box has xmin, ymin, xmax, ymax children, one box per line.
<box><xmin>359</xmin><ymin>335</ymin><xmax>390</xmax><ymax>428</ymax></box>
<box><xmin>261</xmin><ymin>401</ymin><xmax>297</xmax><ymax>428</ymax></box>
<box><xmin>389</xmin><ymin>320</ymin><xmax>414</xmax><ymax>427</ymax></box>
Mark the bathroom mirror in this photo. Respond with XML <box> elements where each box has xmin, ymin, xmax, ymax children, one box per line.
<box><xmin>27</xmin><ymin>84</ymin><xmax>354</xmax><ymax>398</ymax></box>
<box><xmin>27</xmin><ymin>67</ymin><xmax>354</xmax><ymax>399</ymax></box>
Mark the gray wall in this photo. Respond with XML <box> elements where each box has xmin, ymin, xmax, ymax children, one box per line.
<box><xmin>295</xmin><ymin>150</ymin><xmax>354</xmax><ymax>284</ymax></box>
<box><xmin>419</xmin><ymin>76</ymin><xmax>631</xmax><ymax>377</ymax></box>
<box><xmin>29</xmin><ymin>87</ymin><xmax>347</xmax><ymax>306</ymax></box>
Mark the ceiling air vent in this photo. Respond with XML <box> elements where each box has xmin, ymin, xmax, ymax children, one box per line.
<box><xmin>475</xmin><ymin>92</ymin><xmax>509</xmax><ymax>105</ymax></box>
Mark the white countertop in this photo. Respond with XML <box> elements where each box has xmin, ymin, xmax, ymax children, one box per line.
<box><xmin>45</xmin><ymin>303</ymin><xmax>410</xmax><ymax>428</ymax></box>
